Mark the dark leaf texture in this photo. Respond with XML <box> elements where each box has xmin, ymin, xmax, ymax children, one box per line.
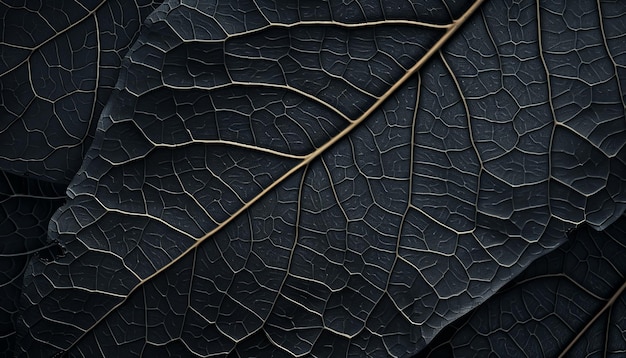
<box><xmin>1</xmin><ymin>0</ymin><xmax>625</xmax><ymax>357</ymax></box>
<box><xmin>0</xmin><ymin>172</ymin><xmax>65</xmax><ymax>354</ymax></box>
<box><xmin>418</xmin><ymin>214</ymin><xmax>626</xmax><ymax>357</ymax></box>
<box><xmin>0</xmin><ymin>0</ymin><xmax>162</xmax><ymax>183</ymax></box>
<box><xmin>0</xmin><ymin>0</ymin><xmax>162</xmax><ymax>354</ymax></box>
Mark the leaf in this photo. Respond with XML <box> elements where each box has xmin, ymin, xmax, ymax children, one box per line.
<box><xmin>0</xmin><ymin>0</ymin><xmax>163</xmax><ymax>183</ymax></box>
<box><xmin>15</xmin><ymin>0</ymin><xmax>626</xmax><ymax>356</ymax></box>
<box><xmin>417</xmin><ymin>214</ymin><xmax>626</xmax><ymax>357</ymax></box>
<box><xmin>0</xmin><ymin>172</ymin><xmax>65</xmax><ymax>354</ymax></box>
<box><xmin>0</xmin><ymin>1</ymin><xmax>162</xmax><ymax>354</ymax></box>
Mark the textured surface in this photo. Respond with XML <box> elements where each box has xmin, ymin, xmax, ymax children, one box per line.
<box><xmin>418</xmin><ymin>215</ymin><xmax>626</xmax><ymax>357</ymax></box>
<box><xmin>0</xmin><ymin>1</ymin><xmax>162</xmax><ymax>355</ymax></box>
<box><xmin>10</xmin><ymin>0</ymin><xmax>626</xmax><ymax>357</ymax></box>
<box><xmin>0</xmin><ymin>0</ymin><xmax>162</xmax><ymax>183</ymax></box>
<box><xmin>0</xmin><ymin>173</ymin><xmax>65</xmax><ymax>354</ymax></box>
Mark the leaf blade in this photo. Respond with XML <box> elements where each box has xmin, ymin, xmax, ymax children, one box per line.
<box><xmin>16</xmin><ymin>0</ymin><xmax>626</xmax><ymax>356</ymax></box>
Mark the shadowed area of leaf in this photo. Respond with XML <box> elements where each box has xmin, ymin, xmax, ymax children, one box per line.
<box><xmin>0</xmin><ymin>172</ymin><xmax>65</xmax><ymax>354</ymax></box>
<box><xmin>0</xmin><ymin>1</ymin><xmax>162</xmax><ymax>354</ymax></box>
<box><xmin>417</xmin><ymin>214</ymin><xmax>626</xmax><ymax>357</ymax></box>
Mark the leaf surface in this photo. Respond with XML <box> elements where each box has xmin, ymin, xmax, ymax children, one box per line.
<box><xmin>417</xmin><ymin>215</ymin><xmax>626</xmax><ymax>357</ymax></box>
<box><xmin>0</xmin><ymin>172</ymin><xmax>65</xmax><ymax>354</ymax></box>
<box><xmin>0</xmin><ymin>0</ymin><xmax>162</xmax><ymax>183</ymax></box>
<box><xmin>0</xmin><ymin>0</ymin><xmax>161</xmax><ymax>354</ymax></box>
<box><xmin>16</xmin><ymin>0</ymin><xmax>626</xmax><ymax>356</ymax></box>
